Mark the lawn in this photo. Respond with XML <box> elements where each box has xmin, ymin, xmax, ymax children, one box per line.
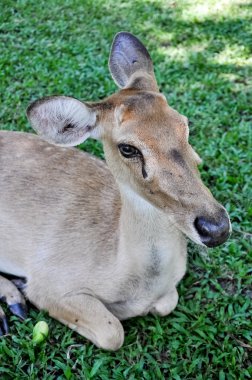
<box><xmin>0</xmin><ymin>0</ymin><xmax>251</xmax><ymax>379</ymax></box>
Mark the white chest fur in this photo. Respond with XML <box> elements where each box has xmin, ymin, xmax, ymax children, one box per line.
<box><xmin>106</xmin><ymin>185</ymin><xmax>187</xmax><ymax>319</ymax></box>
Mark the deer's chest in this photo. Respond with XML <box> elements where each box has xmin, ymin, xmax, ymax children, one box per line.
<box><xmin>106</xmin><ymin>241</ymin><xmax>187</xmax><ymax>320</ymax></box>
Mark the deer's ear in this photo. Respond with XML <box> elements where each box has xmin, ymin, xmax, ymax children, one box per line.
<box><xmin>109</xmin><ymin>32</ymin><xmax>158</xmax><ymax>91</ymax></box>
<box><xmin>27</xmin><ymin>96</ymin><xmax>101</xmax><ymax>146</ymax></box>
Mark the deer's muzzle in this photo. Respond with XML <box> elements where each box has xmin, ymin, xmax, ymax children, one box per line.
<box><xmin>194</xmin><ymin>209</ymin><xmax>231</xmax><ymax>247</ymax></box>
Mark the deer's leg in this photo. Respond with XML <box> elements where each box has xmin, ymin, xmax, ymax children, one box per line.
<box><xmin>0</xmin><ymin>275</ymin><xmax>27</xmax><ymax>335</ymax></box>
<box><xmin>0</xmin><ymin>305</ymin><xmax>9</xmax><ymax>335</ymax></box>
<box><xmin>28</xmin><ymin>290</ymin><xmax>124</xmax><ymax>351</ymax></box>
<box><xmin>150</xmin><ymin>289</ymin><xmax>178</xmax><ymax>317</ymax></box>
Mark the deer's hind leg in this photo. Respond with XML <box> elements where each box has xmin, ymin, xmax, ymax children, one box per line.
<box><xmin>27</xmin><ymin>288</ymin><xmax>124</xmax><ymax>351</ymax></box>
<box><xmin>0</xmin><ymin>274</ymin><xmax>27</xmax><ymax>335</ymax></box>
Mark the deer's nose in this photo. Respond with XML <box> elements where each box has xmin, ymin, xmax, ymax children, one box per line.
<box><xmin>194</xmin><ymin>211</ymin><xmax>231</xmax><ymax>247</ymax></box>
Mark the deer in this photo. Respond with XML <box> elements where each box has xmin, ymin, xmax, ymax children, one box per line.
<box><xmin>0</xmin><ymin>32</ymin><xmax>231</xmax><ymax>350</ymax></box>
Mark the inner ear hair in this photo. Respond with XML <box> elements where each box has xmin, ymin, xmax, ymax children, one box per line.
<box><xmin>61</xmin><ymin>122</ymin><xmax>76</xmax><ymax>133</ymax></box>
<box><xmin>27</xmin><ymin>96</ymin><xmax>98</xmax><ymax>146</ymax></box>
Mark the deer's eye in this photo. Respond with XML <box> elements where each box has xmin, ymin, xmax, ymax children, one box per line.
<box><xmin>118</xmin><ymin>144</ymin><xmax>142</xmax><ymax>158</ymax></box>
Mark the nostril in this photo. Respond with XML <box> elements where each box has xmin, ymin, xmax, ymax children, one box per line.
<box><xmin>194</xmin><ymin>217</ymin><xmax>211</xmax><ymax>238</ymax></box>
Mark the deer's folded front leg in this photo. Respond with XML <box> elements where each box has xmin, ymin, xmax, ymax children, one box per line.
<box><xmin>150</xmin><ymin>289</ymin><xmax>179</xmax><ymax>317</ymax></box>
<box><xmin>28</xmin><ymin>290</ymin><xmax>124</xmax><ymax>351</ymax></box>
<box><xmin>0</xmin><ymin>274</ymin><xmax>27</xmax><ymax>335</ymax></box>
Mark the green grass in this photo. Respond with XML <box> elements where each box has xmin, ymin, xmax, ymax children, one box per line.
<box><xmin>0</xmin><ymin>0</ymin><xmax>251</xmax><ymax>378</ymax></box>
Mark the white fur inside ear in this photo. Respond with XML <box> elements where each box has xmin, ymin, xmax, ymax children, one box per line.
<box><xmin>27</xmin><ymin>96</ymin><xmax>97</xmax><ymax>146</ymax></box>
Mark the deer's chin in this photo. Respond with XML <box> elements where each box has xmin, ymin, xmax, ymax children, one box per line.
<box><xmin>185</xmin><ymin>231</ymin><xmax>206</xmax><ymax>246</ymax></box>
<box><xmin>178</xmin><ymin>228</ymin><xmax>206</xmax><ymax>246</ymax></box>
<box><xmin>165</xmin><ymin>215</ymin><xmax>205</xmax><ymax>246</ymax></box>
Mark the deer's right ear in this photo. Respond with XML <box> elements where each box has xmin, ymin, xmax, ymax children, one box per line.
<box><xmin>27</xmin><ymin>96</ymin><xmax>100</xmax><ymax>147</ymax></box>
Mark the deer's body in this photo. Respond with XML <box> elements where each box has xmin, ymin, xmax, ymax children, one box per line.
<box><xmin>0</xmin><ymin>33</ymin><xmax>230</xmax><ymax>349</ymax></box>
<box><xmin>0</xmin><ymin>130</ymin><xmax>186</xmax><ymax>322</ymax></box>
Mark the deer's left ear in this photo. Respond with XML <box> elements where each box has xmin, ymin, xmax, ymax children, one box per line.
<box><xmin>109</xmin><ymin>32</ymin><xmax>159</xmax><ymax>92</ymax></box>
<box><xmin>27</xmin><ymin>96</ymin><xmax>102</xmax><ymax>146</ymax></box>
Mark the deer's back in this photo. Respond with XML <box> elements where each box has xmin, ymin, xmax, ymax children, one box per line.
<box><xmin>0</xmin><ymin>130</ymin><xmax>120</xmax><ymax>276</ymax></box>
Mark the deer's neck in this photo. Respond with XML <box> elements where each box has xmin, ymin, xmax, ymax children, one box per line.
<box><xmin>117</xmin><ymin>184</ymin><xmax>186</xmax><ymax>267</ymax></box>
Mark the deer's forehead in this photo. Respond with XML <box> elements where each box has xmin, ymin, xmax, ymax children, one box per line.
<box><xmin>120</xmin><ymin>92</ymin><xmax>167</xmax><ymax>116</ymax></box>
<box><xmin>115</xmin><ymin>99</ymin><xmax>188</xmax><ymax>144</ymax></box>
<box><xmin>116</xmin><ymin>93</ymin><xmax>186</xmax><ymax>130</ymax></box>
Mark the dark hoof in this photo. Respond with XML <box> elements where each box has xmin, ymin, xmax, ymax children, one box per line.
<box><xmin>11</xmin><ymin>278</ymin><xmax>27</xmax><ymax>292</ymax></box>
<box><xmin>0</xmin><ymin>316</ymin><xmax>9</xmax><ymax>335</ymax></box>
<box><xmin>9</xmin><ymin>303</ymin><xmax>27</xmax><ymax>320</ymax></box>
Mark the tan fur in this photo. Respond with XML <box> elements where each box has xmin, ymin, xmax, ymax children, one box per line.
<box><xmin>0</xmin><ymin>32</ymin><xmax>230</xmax><ymax>350</ymax></box>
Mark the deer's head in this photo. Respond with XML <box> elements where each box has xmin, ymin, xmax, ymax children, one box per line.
<box><xmin>27</xmin><ymin>32</ymin><xmax>231</xmax><ymax>247</ymax></box>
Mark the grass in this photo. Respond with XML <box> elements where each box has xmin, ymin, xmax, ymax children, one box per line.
<box><xmin>0</xmin><ymin>0</ymin><xmax>251</xmax><ymax>378</ymax></box>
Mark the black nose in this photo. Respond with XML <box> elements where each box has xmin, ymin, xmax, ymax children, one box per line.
<box><xmin>194</xmin><ymin>213</ymin><xmax>231</xmax><ymax>247</ymax></box>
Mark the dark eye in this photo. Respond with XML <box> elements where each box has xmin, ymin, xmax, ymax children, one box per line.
<box><xmin>118</xmin><ymin>144</ymin><xmax>142</xmax><ymax>158</ymax></box>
